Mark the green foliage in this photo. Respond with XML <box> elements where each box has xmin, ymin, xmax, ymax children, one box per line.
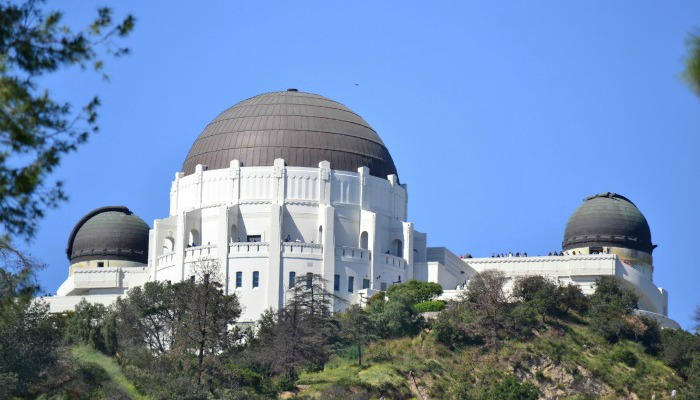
<box><xmin>588</xmin><ymin>277</ymin><xmax>639</xmax><ymax>343</ymax></box>
<box><xmin>589</xmin><ymin>276</ymin><xmax>638</xmax><ymax>314</ymax></box>
<box><xmin>385</xmin><ymin>279</ymin><xmax>442</xmax><ymax>304</ymax></box>
<box><xmin>486</xmin><ymin>375</ymin><xmax>539</xmax><ymax>400</ymax></box>
<box><xmin>685</xmin><ymin>32</ymin><xmax>700</xmax><ymax>98</ymax></box>
<box><xmin>0</xmin><ymin>299</ymin><xmax>60</xmax><ymax>396</ymax></box>
<box><xmin>661</xmin><ymin>328</ymin><xmax>700</xmax><ymax>379</ymax></box>
<box><xmin>611</xmin><ymin>347</ymin><xmax>638</xmax><ymax>367</ymax></box>
<box><xmin>111</xmin><ymin>262</ymin><xmax>244</xmax><ymax>397</ymax></box>
<box><xmin>560</xmin><ymin>283</ymin><xmax>589</xmax><ymax>314</ymax></box>
<box><xmin>65</xmin><ymin>299</ymin><xmax>108</xmax><ymax>352</ymax></box>
<box><xmin>0</xmin><ymin>0</ymin><xmax>134</xmax><ymax>239</ymax></box>
<box><xmin>252</xmin><ymin>274</ymin><xmax>339</xmax><ymax>382</ymax></box>
<box><xmin>367</xmin><ymin>290</ymin><xmax>423</xmax><ymax>338</ymax></box>
<box><xmin>413</xmin><ymin>299</ymin><xmax>446</xmax><ymax>313</ymax></box>
<box><xmin>513</xmin><ymin>275</ymin><xmax>561</xmax><ymax>322</ymax></box>
<box><xmin>432</xmin><ymin>302</ymin><xmax>481</xmax><ymax>348</ymax></box>
<box><xmin>338</xmin><ymin>304</ymin><xmax>374</xmax><ymax>366</ymax></box>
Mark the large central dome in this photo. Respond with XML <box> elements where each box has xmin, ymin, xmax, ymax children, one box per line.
<box><xmin>182</xmin><ymin>90</ymin><xmax>398</xmax><ymax>180</ymax></box>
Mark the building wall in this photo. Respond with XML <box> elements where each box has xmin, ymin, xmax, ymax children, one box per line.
<box><xmin>150</xmin><ymin>160</ymin><xmax>414</xmax><ymax>321</ymax></box>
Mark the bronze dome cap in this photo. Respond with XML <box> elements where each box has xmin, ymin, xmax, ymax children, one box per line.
<box><xmin>182</xmin><ymin>90</ymin><xmax>398</xmax><ymax>180</ymax></box>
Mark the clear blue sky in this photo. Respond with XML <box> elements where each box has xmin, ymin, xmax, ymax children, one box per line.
<box><xmin>29</xmin><ymin>1</ymin><xmax>700</xmax><ymax>329</ymax></box>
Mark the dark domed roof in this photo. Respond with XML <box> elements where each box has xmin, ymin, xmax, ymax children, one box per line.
<box><xmin>182</xmin><ymin>90</ymin><xmax>399</xmax><ymax>180</ymax></box>
<box><xmin>66</xmin><ymin>206</ymin><xmax>149</xmax><ymax>264</ymax></box>
<box><xmin>562</xmin><ymin>192</ymin><xmax>655</xmax><ymax>253</ymax></box>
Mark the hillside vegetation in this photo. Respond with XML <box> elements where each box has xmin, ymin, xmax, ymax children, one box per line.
<box><xmin>2</xmin><ymin>266</ymin><xmax>699</xmax><ymax>399</ymax></box>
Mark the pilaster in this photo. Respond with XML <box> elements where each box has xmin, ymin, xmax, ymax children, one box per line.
<box><xmin>175</xmin><ymin>212</ymin><xmax>187</xmax><ymax>281</ymax></box>
<box><xmin>403</xmin><ymin>221</ymin><xmax>414</xmax><ymax>280</ymax></box>
<box><xmin>358</xmin><ymin>166</ymin><xmax>369</xmax><ymax>210</ymax></box>
<box><xmin>267</xmin><ymin>159</ymin><xmax>286</xmax><ymax>310</ymax></box>
<box><xmin>230</xmin><ymin>160</ymin><xmax>241</xmax><ymax>205</ymax></box>
<box><xmin>218</xmin><ymin>205</ymin><xmax>229</xmax><ymax>293</ymax></box>
<box><xmin>195</xmin><ymin>164</ymin><xmax>206</xmax><ymax>209</ymax></box>
<box><xmin>368</xmin><ymin>212</ymin><xmax>379</xmax><ymax>289</ymax></box>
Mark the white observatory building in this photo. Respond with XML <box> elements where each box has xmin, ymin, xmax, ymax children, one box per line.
<box><xmin>46</xmin><ymin>90</ymin><xmax>679</xmax><ymax>328</ymax></box>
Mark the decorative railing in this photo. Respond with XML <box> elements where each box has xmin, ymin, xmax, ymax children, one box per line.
<box><xmin>282</xmin><ymin>242</ymin><xmax>323</xmax><ymax>255</ymax></box>
<box><xmin>336</xmin><ymin>246</ymin><xmax>372</xmax><ymax>263</ymax></box>
<box><xmin>185</xmin><ymin>244</ymin><xmax>217</xmax><ymax>261</ymax></box>
<box><xmin>229</xmin><ymin>242</ymin><xmax>269</xmax><ymax>256</ymax></box>
<box><xmin>157</xmin><ymin>252</ymin><xmax>175</xmax><ymax>266</ymax></box>
<box><xmin>383</xmin><ymin>254</ymin><xmax>407</xmax><ymax>269</ymax></box>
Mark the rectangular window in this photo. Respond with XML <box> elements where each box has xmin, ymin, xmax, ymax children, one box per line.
<box><xmin>190</xmin><ymin>275</ymin><xmax>196</xmax><ymax>283</ymax></box>
<box><xmin>289</xmin><ymin>271</ymin><xmax>296</xmax><ymax>288</ymax></box>
<box><xmin>96</xmin><ymin>262</ymin><xmax>104</xmax><ymax>268</ymax></box>
<box><xmin>334</xmin><ymin>274</ymin><xmax>340</xmax><ymax>291</ymax></box>
<box><xmin>363</xmin><ymin>279</ymin><xmax>370</xmax><ymax>289</ymax></box>
<box><xmin>306</xmin><ymin>273</ymin><xmax>313</xmax><ymax>289</ymax></box>
<box><xmin>252</xmin><ymin>271</ymin><xmax>259</xmax><ymax>288</ymax></box>
<box><xmin>235</xmin><ymin>272</ymin><xmax>242</xmax><ymax>288</ymax></box>
<box><xmin>380</xmin><ymin>282</ymin><xmax>388</xmax><ymax>291</ymax></box>
<box><xmin>348</xmin><ymin>276</ymin><xmax>354</xmax><ymax>293</ymax></box>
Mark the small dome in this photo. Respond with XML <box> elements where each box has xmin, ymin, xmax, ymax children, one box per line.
<box><xmin>182</xmin><ymin>90</ymin><xmax>399</xmax><ymax>180</ymax></box>
<box><xmin>562</xmin><ymin>192</ymin><xmax>655</xmax><ymax>253</ymax></box>
<box><xmin>66</xmin><ymin>206</ymin><xmax>149</xmax><ymax>264</ymax></box>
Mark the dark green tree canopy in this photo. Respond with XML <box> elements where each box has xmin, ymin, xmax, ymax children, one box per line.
<box><xmin>0</xmin><ymin>0</ymin><xmax>134</xmax><ymax>240</ymax></box>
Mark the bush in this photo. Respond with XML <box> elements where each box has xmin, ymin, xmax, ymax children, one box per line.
<box><xmin>611</xmin><ymin>347</ymin><xmax>638</xmax><ymax>367</ymax></box>
<box><xmin>561</xmin><ymin>284</ymin><xmax>589</xmax><ymax>314</ymax></box>
<box><xmin>414</xmin><ymin>300</ymin><xmax>446</xmax><ymax>313</ymax></box>
<box><xmin>486</xmin><ymin>375</ymin><xmax>539</xmax><ymax>400</ymax></box>
<box><xmin>432</xmin><ymin>303</ymin><xmax>481</xmax><ymax>349</ymax></box>
<box><xmin>386</xmin><ymin>280</ymin><xmax>443</xmax><ymax>304</ymax></box>
<box><xmin>588</xmin><ymin>277</ymin><xmax>639</xmax><ymax>343</ymax></box>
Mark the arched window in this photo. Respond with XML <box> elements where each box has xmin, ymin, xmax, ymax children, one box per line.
<box><xmin>360</xmin><ymin>231</ymin><xmax>369</xmax><ymax>249</ymax></box>
<box><xmin>318</xmin><ymin>226</ymin><xmax>323</xmax><ymax>245</ymax></box>
<box><xmin>189</xmin><ymin>229</ymin><xmax>200</xmax><ymax>247</ymax></box>
<box><xmin>163</xmin><ymin>236</ymin><xmax>175</xmax><ymax>253</ymax></box>
<box><xmin>392</xmin><ymin>239</ymin><xmax>403</xmax><ymax>257</ymax></box>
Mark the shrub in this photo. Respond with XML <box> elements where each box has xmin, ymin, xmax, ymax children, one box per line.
<box><xmin>486</xmin><ymin>375</ymin><xmax>539</xmax><ymax>400</ymax></box>
<box><xmin>432</xmin><ymin>303</ymin><xmax>481</xmax><ymax>349</ymax></box>
<box><xmin>414</xmin><ymin>300</ymin><xmax>446</xmax><ymax>313</ymax></box>
<box><xmin>588</xmin><ymin>277</ymin><xmax>639</xmax><ymax>343</ymax></box>
<box><xmin>386</xmin><ymin>280</ymin><xmax>443</xmax><ymax>304</ymax></box>
<box><xmin>611</xmin><ymin>347</ymin><xmax>638</xmax><ymax>367</ymax></box>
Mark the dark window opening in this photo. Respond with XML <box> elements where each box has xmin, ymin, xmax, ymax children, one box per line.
<box><xmin>363</xmin><ymin>279</ymin><xmax>370</xmax><ymax>289</ymax></box>
<box><xmin>235</xmin><ymin>272</ymin><xmax>242</xmax><ymax>288</ymax></box>
<box><xmin>247</xmin><ymin>235</ymin><xmax>262</xmax><ymax>243</ymax></box>
<box><xmin>589</xmin><ymin>246</ymin><xmax>604</xmax><ymax>254</ymax></box>
<box><xmin>348</xmin><ymin>276</ymin><xmax>354</xmax><ymax>293</ymax></box>
<box><xmin>252</xmin><ymin>271</ymin><xmax>259</xmax><ymax>288</ymax></box>
<box><xmin>334</xmin><ymin>274</ymin><xmax>340</xmax><ymax>291</ymax></box>
<box><xmin>97</xmin><ymin>262</ymin><xmax>104</xmax><ymax>268</ymax></box>
<box><xmin>289</xmin><ymin>271</ymin><xmax>296</xmax><ymax>288</ymax></box>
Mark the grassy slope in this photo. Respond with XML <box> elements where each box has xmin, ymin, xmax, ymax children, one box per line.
<box><xmin>69</xmin><ymin>346</ymin><xmax>148</xmax><ymax>400</ymax></box>
<box><xmin>295</xmin><ymin>320</ymin><xmax>685</xmax><ymax>399</ymax></box>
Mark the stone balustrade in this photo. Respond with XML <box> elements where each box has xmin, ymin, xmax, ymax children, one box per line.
<box><xmin>282</xmin><ymin>242</ymin><xmax>323</xmax><ymax>255</ymax></box>
<box><xmin>229</xmin><ymin>242</ymin><xmax>269</xmax><ymax>257</ymax></box>
<box><xmin>336</xmin><ymin>246</ymin><xmax>372</xmax><ymax>263</ymax></box>
<box><xmin>185</xmin><ymin>244</ymin><xmax>217</xmax><ymax>261</ymax></box>
<box><xmin>157</xmin><ymin>252</ymin><xmax>175</xmax><ymax>267</ymax></box>
<box><xmin>382</xmin><ymin>253</ymin><xmax>407</xmax><ymax>269</ymax></box>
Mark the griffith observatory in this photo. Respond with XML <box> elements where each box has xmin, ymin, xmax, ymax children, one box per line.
<box><xmin>45</xmin><ymin>89</ymin><xmax>679</xmax><ymax>329</ymax></box>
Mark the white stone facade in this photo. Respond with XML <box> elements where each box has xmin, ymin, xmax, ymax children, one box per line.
<box><xmin>147</xmin><ymin>159</ymin><xmax>415</xmax><ymax>321</ymax></box>
<box><xmin>44</xmin><ymin>158</ymin><xmax>678</xmax><ymax>329</ymax></box>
